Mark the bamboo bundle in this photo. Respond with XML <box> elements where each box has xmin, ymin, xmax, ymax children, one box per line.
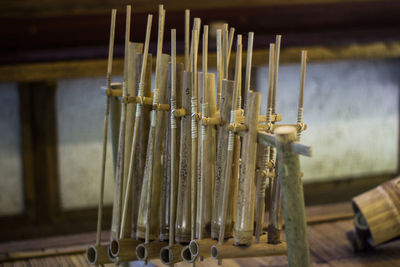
<box><xmin>86</xmin><ymin>5</ymin><xmax>313</xmax><ymax>267</ymax></box>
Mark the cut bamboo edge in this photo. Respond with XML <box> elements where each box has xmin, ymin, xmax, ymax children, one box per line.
<box><xmin>108</xmin><ymin>238</ymin><xmax>141</xmax><ymax>262</ymax></box>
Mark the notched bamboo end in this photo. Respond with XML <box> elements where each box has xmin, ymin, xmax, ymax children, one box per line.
<box><xmin>86</xmin><ymin>245</ymin><xmax>112</xmax><ymax>265</ymax></box>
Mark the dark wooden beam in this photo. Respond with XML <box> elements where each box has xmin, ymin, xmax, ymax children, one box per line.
<box><xmin>0</xmin><ymin>0</ymin><xmax>399</xmax><ymax>65</ymax></box>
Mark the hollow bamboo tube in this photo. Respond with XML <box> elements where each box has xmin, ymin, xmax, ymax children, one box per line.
<box><xmin>196</xmin><ymin>73</ymin><xmax>216</xmax><ymax>239</ymax></box>
<box><xmin>211</xmin><ymin>79</ymin><xmax>234</xmax><ymax>240</ymax></box>
<box><xmin>160</xmin><ymin>244</ymin><xmax>184</xmax><ymax>265</ymax></box>
<box><xmin>218</xmin><ymin>35</ymin><xmax>242</xmax><ymax>245</ymax></box>
<box><xmin>86</xmin><ymin>244</ymin><xmax>113</xmax><ymax>265</ymax></box>
<box><xmin>211</xmin><ymin>241</ymin><xmax>287</xmax><ymax>260</ymax></box>
<box><xmin>120</xmin><ymin>42</ymin><xmax>143</xmax><ymax>239</ymax></box>
<box><xmin>275</xmin><ymin>126</ymin><xmax>310</xmax><ymax>267</ymax></box>
<box><xmin>254</xmin><ymin>43</ymin><xmax>275</xmax><ymax>243</ymax></box>
<box><xmin>123</xmin><ymin>14</ymin><xmax>152</xmax><ymax>239</ymax></box>
<box><xmin>136</xmin><ymin>54</ymin><xmax>170</xmax><ymax>241</ymax></box>
<box><xmin>226</xmin><ymin>27</ymin><xmax>235</xmax><ymax>78</ymax></box>
<box><xmin>110</xmin><ymin>5</ymin><xmax>131</xmax><ymax>241</ymax></box>
<box><xmin>353</xmin><ymin>177</ymin><xmax>400</xmax><ymax>246</ymax></box>
<box><xmin>95</xmin><ymin>9</ymin><xmax>116</xmax><ymax>250</ymax></box>
<box><xmin>136</xmin><ymin>8</ymin><xmax>166</xmax><ymax>243</ymax></box>
<box><xmin>131</xmin><ymin>54</ymin><xmax>152</xmax><ymax>239</ymax></box>
<box><xmin>190</xmin><ymin>27</ymin><xmax>200</xmax><ymax>243</ymax></box>
<box><xmin>272</xmin><ymin>35</ymin><xmax>281</xmax><ymax>115</ymax></box>
<box><xmin>175</xmin><ymin>71</ymin><xmax>193</xmax><ymax>243</ymax></box>
<box><xmin>297</xmin><ymin>50</ymin><xmax>307</xmax><ymax>141</ymax></box>
<box><xmin>234</xmin><ymin>91</ymin><xmax>261</xmax><ymax>245</ymax></box>
<box><xmin>136</xmin><ymin>241</ymin><xmax>168</xmax><ymax>260</ymax></box>
<box><xmin>109</xmin><ymin>238</ymin><xmax>141</xmax><ymax>262</ymax></box>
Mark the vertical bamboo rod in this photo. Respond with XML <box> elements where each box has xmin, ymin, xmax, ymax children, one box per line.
<box><xmin>199</xmin><ymin>25</ymin><xmax>209</xmax><ymax>240</ymax></box>
<box><xmin>120</xmin><ymin>14</ymin><xmax>153</xmax><ymax>238</ymax></box>
<box><xmin>222</xmin><ymin>24</ymin><xmax>228</xmax><ymax>79</ymax></box>
<box><xmin>275</xmin><ymin>126</ymin><xmax>310</xmax><ymax>267</ymax></box>
<box><xmin>190</xmin><ymin>27</ymin><xmax>200</xmax><ymax>242</ymax></box>
<box><xmin>216</xmin><ymin>29</ymin><xmax>223</xmax><ymax>110</ymax></box>
<box><xmin>297</xmin><ymin>50</ymin><xmax>307</xmax><ymax>141</ymax></box>
<box><xmin>111</xmin><ymin>5</ymin><xmax>131</xmax><ymax>241</ymax></box>
<box><xmin>185</xmin><ymin>9</ymin><xmax>190</xmax><ymax>72</ymax></box>
<box><xmin>272</xmin><ymin>35</ymin><xmax>281</xmax><ymax>115</ymax></box>
<box><xmin>218</xmin><ymin>34</ymin><xmax>242</xmax><ymax>245</ymax></box>
<box><xmin>96</xmin><ymin>8</ymin><xmax>116</xmax><ymax>247</ymax></box>
<box><xmin>226</xmin><ymin>27</ymin><xmax>235</xmax><ymax>79</ymax></box>
<box><xmin>245</xmin><ymin>32</ymin><xmax>254</xmax><ymax>93</ymax></box>
<box><xmin>170</xmin><ymin>28</ymin><xmax>177</xmax><ymax>248</ymax></box>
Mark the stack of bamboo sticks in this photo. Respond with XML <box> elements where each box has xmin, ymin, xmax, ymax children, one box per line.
<box><xmin>86</xmin><ymin>5</ymin><xmax>312</xmax><ymax>267</ymax></box>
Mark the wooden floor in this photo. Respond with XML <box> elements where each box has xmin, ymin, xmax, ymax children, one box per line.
<box><xmin>1</xmin><ymin>202</ymin><xmax>400</xmax><ymax>267</ymax></box>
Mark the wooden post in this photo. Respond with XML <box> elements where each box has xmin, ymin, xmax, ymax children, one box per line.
<box><xmin>275</xmin><ymin>126</ymin><xmax>310</xmax><ymax>267</ymax></box>
<box><xmin>234</xmin><ymin>91</ymin><xmax>261</xmax><ymax>245</ymax></box>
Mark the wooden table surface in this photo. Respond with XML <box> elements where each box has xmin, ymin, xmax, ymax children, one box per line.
<box><xmin>1</xmin><ymin>202</ymin><xmax>399</xmax><ymax>266</ymax></box>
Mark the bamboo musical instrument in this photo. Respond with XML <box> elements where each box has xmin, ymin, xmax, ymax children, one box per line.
<box><xmin>297</xmin><ymin>50</ymin><xmax>307</xmax><ymax>141</ymax></box>
<box><xmin>123</xmin><ymin>13</ymin><xmax>153</xmax><ymax>239</ymax></box>
<box><xmin>254</xmin><ymin>43</ymin><xmax>275</xmax><ymax>243</ymax></box>
<box><xmin>140</xmin><ymin>6</ymin><xmax>166</xmax><ymax>244</ymax></box>
<box><xmin>86</xmin><ymin>9</ymin><xmax>116</xmax><ymax>266</ymax></box>
<box><xmin>218</xmin><ymin>34</ymin><xmax>242</xmax><ymax>245</ymax></box>
<box><xmin>109</xmin><ymin>7</ymin><xmax>132</xmax><ymax>263</ymax></box>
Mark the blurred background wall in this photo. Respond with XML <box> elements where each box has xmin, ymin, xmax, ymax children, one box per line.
<box><xmin>0</xmin><ymin>0</ymin><xmax>399</xmax><ymax>241</ymax></box>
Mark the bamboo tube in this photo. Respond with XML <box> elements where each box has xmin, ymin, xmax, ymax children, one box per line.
<box><xmin>272</xmin><ymin>35</ymin><xmax>281</xmax><ymax>115</ymax></box>
<box><xmin>160</xmin><ymin>244</ymin><xmax>184</xmax><ymax>265</ymax></box>
<box><xmin>109</xmin><ymin>238</ymin><xmax>141</xmax><ymax>262</ymax></box>
<box><xmin>175</xmin><ymin>71</ymin><xmax>193</xmax><ymax>243</ymax></box>
<box><xmin>122</xmin><ymin>13</ymin><xmax>153</xmax><ymax>239</ymax></box>
<box><xmin>86</xmin><ymin>245</ymin><xmax>112</xmax><ymax>265</ymax></box>
<box><xmin>120</xmin><ymin>42</ymin><xmax>144</xmax><ymax>239</ymax></box>
<box><xmin>245</xmin><ymin>32</ymin><xmax>254</xmax><ymax>92</ymax></box>
<box><xmin>136</xmin><ymin>241</ymin><xmax>168</xmax><ymax>260</ymax></box>
<box><xmin>211</xmin><ymin>241</ymin><xmax>287</xmax><ymax>260</ymax></box>
<box><xmin>131</xmin><ymin>53</ymin><xmax>152</xmax><ymax>239</ymax></box>
<box><xmin>218</xmin><ymin>35</ymin><xmax>242</xmax><ymax>245</ymax></box>
<box><xmin>254</xmin><ymin>43</ymin><xmax>275</xmax><ymax>243</ymax></box>
<box><xmin>297</xmin><ymin>50</ymin><xmax>307</xmax><ymax>141</ymax></box>
<box><xmin>190</xmin><ymin>25</ymin><xmax>200</xmax><ymax>245</ymax></box>
<box><xmin>353</xmin><ymin>177</ymin><xmax>400</xmax><ymax>246</ymax></box>
<box><xmin>222</xmin><ymin>24</ymin><xmax>228</xmax><ymax>79</ymax></box>
<box><xmin>211</xmin><ymin>79</ymin><xmax>234</xmax><ymax>240</ymax></box>
<box><xmin>160</xmin><ymin>103</ymin><xmax>171</xmax><ymax>241</ymax></box>
<box><xmin>110</xmin><ymin>4</ymin><xmax>131</xmax><ymax>241</ymax></box>
<box><xmin>140</xmin><ymin>6</ymin><xmax>166</xmax><ymax>244</ymax></box>
<box><xmin>275</xmin><ymin>126</ymin><xmax>310</xmax><ymax>267</ymax></box>
<box><xmin>234</xmin><ymin>91</ymin><xmax>261</xmax><ymax>246</ymax></box>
